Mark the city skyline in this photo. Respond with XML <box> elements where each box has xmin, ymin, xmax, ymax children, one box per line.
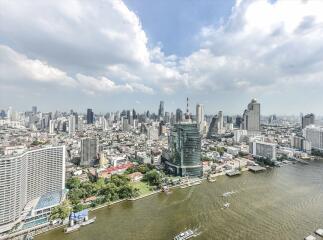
<box><xmin>2</xmin><ymin>0</ymin><xmax>323</xmax><ymax>114</ymax></box>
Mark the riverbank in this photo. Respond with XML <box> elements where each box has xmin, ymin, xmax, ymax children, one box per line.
<box><xmin>31</xmin><ymin>167</ymin><xmax>256</xmax><ymax>239</ymax></box>
<box><xmin>36</xmin><ymin>161</ymin><xmax>323</xmax><ymax>240</ymax></box>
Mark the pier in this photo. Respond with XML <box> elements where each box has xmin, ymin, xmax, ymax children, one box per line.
<box><xmin>248</xmin><ymin>166</ymin><xmax>266</xmax><ymax>173</ymax></box>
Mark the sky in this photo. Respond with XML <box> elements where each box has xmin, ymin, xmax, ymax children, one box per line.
<box><xmin>1</xmin><ymin>0</ymin><xmax>323</xmax><ymax>115</ymax></box>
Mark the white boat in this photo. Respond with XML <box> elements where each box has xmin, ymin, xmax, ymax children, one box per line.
<box><xmin>81</xmin><ymin>217</ymin><xmax>96</xmax><ymax>226</ymax></box>
<box><xmin>223</xmin><ymin>203</ymin><xmax>230</xmax><ymax>208</ymax></box>
<box><xmin>174</xmin><ymin>229</ymin><xmax>199</xmax><ymax>240</ymax></box>
<box><xmin>222</xmin><ymin>191</ymin><xmax>235</xmax><ymax>197</ymax></box>
<box><xmin>304</xmin><ymin>235</ymin><xmax>316</xmax><ymax>240</ymax></box>
<box><xmin>315</xmin><ymin>229</ymin><xmax>323</xmax><ymax>237</ymax></box>
<box><xmin>64</xmin><ymin>224</ymin><xmax>80</xmax><ymax>233</ymax></box>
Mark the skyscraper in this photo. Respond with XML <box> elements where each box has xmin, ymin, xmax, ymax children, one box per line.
<box><xmin>207</xmin><ymin>111</ymin><xmax>224</xmax><ymax>137</ymax></box>
<box><xmin>302</xmin><ymin>113</ymin><xmax>315</xmax><ymax>129</ymax></box>
<box><xmin>49</xmin><ymin>119</ymin><xmax>55</xmax><ymax>134</ymax></box>
<box><xmin>0</xmin><ymin>146</ymin><xmax>65</xmax><ymax>233</ymax></box>
<box><xmin>163</xmin><ymin>123</ymin><xmax>202</xmax><ymax>177</ymax></box>
<box><xmin>32</xmin><ymin>106</ymin><xmax>37</xmax><ymax>114</ymax></box>
<box><xmin>87</xmin><ymin>108</ymin><xmax>94</xmax><ymax>124</ymax></box>
<box><xmin>176</xmin><ymin>108</ymin><xmax>183</xmax><ymax>123</ymax></box>
<box><xmin>242</xmin><ymin>98</ymin><xmax>260</xmax><ymax>133</ymax></box>
<box><xmin>158</xmin><ymin>101</ymin><xmax>165</xmax><ymax>119</ymax></box>
<box><xmin>68</xmin><ymin>115</ymin><xmax>76</xmax><ymax>136</ymax></box>
<box><xmin>80</xmin><ymin>138</ymin><xmax>98</xmax><ymax>166</ymax></box>
<box><xmin>196</xmin><ymin>104</ymin><xmax>204</xmax><ymax>133</ymax></box>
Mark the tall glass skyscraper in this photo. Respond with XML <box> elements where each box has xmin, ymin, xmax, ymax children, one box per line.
<box><xmin>163</xmin><ymin>123</ymin><xmax>202</xmax><ymax>177</ymax></box>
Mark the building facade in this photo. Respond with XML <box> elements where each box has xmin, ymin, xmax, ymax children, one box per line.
<box><xmin>242</xmin><ymin>99</ymin><xmax>260</xmax><ymax>133</ymax></box>
<box><xmin>163</xmin><ymin>123</ymin><xmax>202</xmax><ymax>177</ymax></box>
<box><xmin>304</xmin><ymin>125</ymin><xmax>323</xmax><ymax>152</ymax></box>
<box><xmin>80</xmin><ymin>138</ymin><xmax>98</xmax><ymax>166</ymax></box>
<box><xmin>196</xmin><ymin>104</ymin><xmax>204</xmax><ymax>134</ymax></box>
<box><xmin>249</xmin><ymin>141</ymin><xmax>276</xmax><ymax>160</ymax></box>
<box><xmin>0</xmin><ymin>146</ymin><xmax>65</xmax><ymax>233</ymax></box>
<box><xmin>302</xmin><ymin>113</ymin><xmax>315</xmax><ymax>129</ymax></box>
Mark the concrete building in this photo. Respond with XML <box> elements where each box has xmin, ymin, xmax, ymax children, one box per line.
<box><xmin>80</xmin><ymin>138</ymin><xmax>98</xmax><ymax>166</ymax></box>
<box><xmin>242</xmin><ymin>99</ymin><xmax>260</xmax><ymax>133</ymax></box>
<box><xmin>304</xmin><ymin>125</ymin><xmax>323</xmax><ymax>152</ymax></box>
<box><xmin>196</xmin><ymin>104</ymin><xmax>204</xmax><ymax>134</ymax></box>
<box><xmin>176</xmin><ymin>108</ymin><xmax>183</xmax><ymax>123</ymax></box>
<box><xmin>163</xmin><ymin>123</ymin><xmax>202</xmax><ymax>177</ymax></box>
<box><xmin>249</xmin><ymin>141</ymin><xmax>276</xmax><ymax>160</ymax></box>
<box><xmin>68</xmin><ymin>115</ymin><xmax>76</xmax><ymax>136</ymax></box>
<box><xmin>302</xmin><ymin>113</ymin><xmax>315</xmax><ymax>129</ymax></box>
<box><xmin>207</xmin><ymin>111</ymin><xmax>224</xmax><ymax>137</ymax></box>
<box><xmin>49</xmin><ymin>119</ymin><xmax>55</xmax><ymax>134</ymax></box>
<box><xmin>0</xmin><ymin>146</ymin><xmax>65</xmax><ymax>233</ymax></box>
<box><xmin>233</xmin><ymin>129</ymin><xmax>248</xmax><ymax>143</ymax></box>
<box><xmin>290</xmin><ymin>135</ymin><xmax>311</xmax><ymax>153</ymax></box>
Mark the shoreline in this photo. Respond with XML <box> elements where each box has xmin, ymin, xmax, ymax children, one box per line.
<box><xmin>13</xmin><ymin>169</ymin><xmax>253</xmax><ymax>239</ymax></box>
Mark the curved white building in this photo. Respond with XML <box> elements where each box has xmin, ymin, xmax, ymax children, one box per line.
<box><xmin>0</xmin><ymin>146</ymin><xmax>65</xmax><ymax>233</ymax></box>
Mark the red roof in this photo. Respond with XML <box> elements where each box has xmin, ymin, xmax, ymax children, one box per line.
<box><xmin>104</xmin><ymin>162</ymin><xmax>134</xmax><ymax>174</ymax></box>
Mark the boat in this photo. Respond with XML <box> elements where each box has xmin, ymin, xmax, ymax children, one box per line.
<box><xmin>304</xmin><ymin>235</ymin><xmax>316</xmax><ymax>240</ymax></box>
<box><xmin>81</xmin><ymin>216</ymin><xmax>96</xmax><ymax>226</ymax></box>
<box><xmin>222</xmin><ymin>191</ymin><xmax>235</xmax><ymax>197</ymax></box>
<box><xmin>64</xmin><ymin>224</ymin><xmax>80</xmax><ymax>233</ymax></box>
<box><xmin>315</xmin><ymin>228</ymin><xmax>323</xmax><ymax>237</ymax></box>
<box><xmin>174</xmin><ymin>229</ymin><xmax>199</xmax><ymax>240</ymax></box>
<box><xmin>223</xmin><ymin>202</ymin><xmax>230</xmax><ymax>208</ymax></box>
<box><xmin>207</xmin><ymin>174</ymin><xmax>217</xmax><ymax>182</ymax></box>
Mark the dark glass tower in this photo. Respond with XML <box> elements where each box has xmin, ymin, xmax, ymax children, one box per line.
<box><xmin>164</xmin><ymin>123</ymin><xmax>202</xmax><ymax>177</ymax></box>
<box><xmin>87</xmin><ymin>108</ymin><xmax>94</xmax><ymax>124</ymax></box>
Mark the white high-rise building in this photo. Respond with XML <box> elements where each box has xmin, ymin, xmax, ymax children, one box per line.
<box><xmin>78</xmin><ymin>116</ymin><xmax>83</xmax><ymax>131</ymax></box>
<box><xmin>249</xmin><ymin>141</ymin><xmax>276</xmax><ymax>160</ymax></box>
<box><xmin>243</xmin><ymin>98</ymin><xmax>260</xmax><ymax>133</ymax></box>
<box><xmin>68</xmin><ymin>115</ymin><xmax>76</xmax><ymax>136</ymax></box>
<box><xmin>196</xmin><ymin>104</ymin><xmax>204</xmax><ymax>134</ymax></box>
<box><xmin>0</xmin><ymin>146</ymin><xmax>65</xmax><ymax>233</ymax></box>
<box><xmin>304</xmin><ymin>125</ymin><xmax>323</xmax><ymax>152</ymax></box>
<box><xmin>49</xmin><ymin>119</ymin><xmax>55</xmax><ymax>134</ymax></box>
<box><xmin>103</xmin><ymin>118</ymin><xmax>108</xmax><ymax>131</ymax></box>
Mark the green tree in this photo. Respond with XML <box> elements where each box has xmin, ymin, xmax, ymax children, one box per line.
<box><xmin>50</xmin><ymin>200</ymin><xmax>71</xmax><ymax>220</ymax></box>
<box><xmin>73</xmin><ymin>203</ymin><xmax>85</xmax><ymax>212</ymax></box>
<box><xmin>143</xmin><ymin>170</ymin><xmax>162</xmax><ymax>187</ymax></box>
<box><xmin>66</xmin><ymin>177</ymin><xmax>81</xmax><ymax>189</ymax></box>
<box><xmin>68</xmin><ymin>188</ymin><xmax>85</xmax><ymax>205</ymax></box>
<box><xmin>110</xmin><ymin>174</ymin><xmax>130</xmax><ymax>187</ymax></box>
<box><xmin>118</xmin><ymin>185</ymin><xmax>139</xmax><ymax>199</ymax></box>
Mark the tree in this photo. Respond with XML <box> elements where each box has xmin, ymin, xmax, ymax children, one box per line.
<box><xmin>110</xmin><ymin>174</ymin><xmax>130</xmax><ymax>187</ymax></box>
<box><xmin>118</xmin><ymin>185</ymin><xmax>139</xmax><ymax>199</ymax></box>
<box><xmin>68</xmin><ymin>188</ymin><xmax>85</xmax><ymax>205</ymax></box>
<box><xmin>66</xmin><ymin>177</ymin><xmax>81</xmax><ymax>189</ymax></box>
<box><xmin>143</xmin><ymin>170</ymin><xmax>162</xmax><ymax>187</ymax></box>
<box><xmin>73</xmin><ymin>203</ymin><xmax>85</xmax><ymax>212</ymax></box>
<box><xmin>50</xmin><ymin>200</ymin><xmax>71</xmax><ymax>220</ymax></box>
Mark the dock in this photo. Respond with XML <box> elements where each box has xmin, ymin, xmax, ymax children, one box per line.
<box><xmin>315</xmin><ymin>229</ymin><xmax>323</xmax><ymax>236</ymax></box>
<box><xmin>304</xmin><ymin>235</ymin><xmax>316</xmax><ymax>240</ymax></box>
<box><xmin>248</xmin><ymin>166</ymin><xmax>266</xmax><ymax>173</ymax></box>
<box><xmin>226</xmin><ymin>170</ymin><xmax>241</xmax><ymax>177</ymax></box>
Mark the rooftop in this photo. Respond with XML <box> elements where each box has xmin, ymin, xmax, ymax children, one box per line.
<box><xmin>35</xmin><ymin>190</ymin><xmax>62</xmax><ymax>210</ymax></box>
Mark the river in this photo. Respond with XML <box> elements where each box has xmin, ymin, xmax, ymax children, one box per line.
<box><xmin>37</xmin><ymin>160</ymin><xmax>323</xmax><ymax>240</ymax></box>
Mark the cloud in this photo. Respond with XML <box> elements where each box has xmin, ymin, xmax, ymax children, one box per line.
<box><xmin>0</xmin><ymin>45</ymin><xmax>76</xmax><ymax>87</ymax></box>
<box><xmin>180</xmin><ymin>0</ymin><xmax>323</xmax><ymax>93</ymax></box>
<box><xmin>2</xmin><ymin>0</ymin><xmax>323</xmax><ymax>104</ymax></box>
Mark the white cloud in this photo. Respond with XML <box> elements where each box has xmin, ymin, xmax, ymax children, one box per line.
<box><xmin>178</xmin><ymin>0</ymin><xmax>323</xmax><ymax>93</ymax></box>
<box><xmin>2</xmin><ymin>0</ymin><xmax>323</xmax><ymax>101</ymax></box>
<box><xmin>0</xmin><ymin>45</ymin><xmax>76</xmax><ymax>86</ymax></box>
